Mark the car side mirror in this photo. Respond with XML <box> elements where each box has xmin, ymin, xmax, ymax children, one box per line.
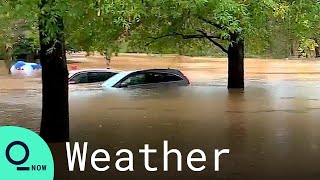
<box><xmin>119</xmin><ymin>82</ymin><xmax>128</xmax><ymax>88</ymax></box>
<box><xmin>69</xmin><ymin>81</ymin><xmax>76</xmax><ymax>84</ymax></box>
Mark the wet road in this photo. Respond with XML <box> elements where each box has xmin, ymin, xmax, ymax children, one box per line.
<box><xmin>1</xmin><ymin>57</ymin><xmax>320</xmax><ymax>179</ymax></box>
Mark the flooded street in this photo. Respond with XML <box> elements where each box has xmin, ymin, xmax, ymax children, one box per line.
<box><xmin>1</xmin><ymin>55</ymin><xmax>320</xmax><ymax>179</ymax></box>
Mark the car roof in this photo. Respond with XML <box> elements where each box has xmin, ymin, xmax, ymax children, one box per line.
<box><xmin>135</xmin><ymin>68</ymin><xmax>185</xmax><ymax>76</ymax></box>
<box><xmin>69</xmin><ymin>68</ymin><xmax>120</xmax><ymax>74</ymax></box>
<box><xmin>101</xmin><ymin>68</ymin><xmax>185</xmax><ymax>88</ymax></box>
<box><xmin>69</xmin><ymin>68</ymin><xmax>121</xmax><ymax>78</ymax></box>
<box><xmin>111</xmin><ymin>68</ymin><xmax>184</xmax><ymax>75</ymax></box>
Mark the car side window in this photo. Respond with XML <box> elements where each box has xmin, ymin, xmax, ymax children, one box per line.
<box><xmin>102</xmin><ymin>72</ymin><xmax>117</xmax><ymax>80</ymax></box>
<box><xmin>122</xmin><ymin>73</ymin><xmax>147</xmax><ymax>86</ymax></box>
<box><xmin>122</xmin><ymin>72</ymin><xmax>184</xmax><ymax>86</ymax></box>
<box><xmin>149</xmin><ymin>72</ymin><xmax>183</xmax><ymax>83</ymax></box>
<box><xmin>88</xmin><ymin>72</ymin><xmax>116</xmax><ymax>83</ymax></box>
<box><xmin>161</xmin><ymin>73</ymin><xmax>183</xmax><ymax>82</ymax></box>
<box><xmin>71</xmin><ymin>73</ymin><xmax>88</xmax><ymax>84</ymax></box>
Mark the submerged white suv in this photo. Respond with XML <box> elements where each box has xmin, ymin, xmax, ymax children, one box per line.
<box><xmin>102</xmin><ymin>69</ymin><xmax>190</xmax><ymax>89</ymax></box>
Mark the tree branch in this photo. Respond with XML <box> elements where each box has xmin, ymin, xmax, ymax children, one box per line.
<box><xmin>146</xmin><ymin>31</ymin><xmax>221</xmax><ymax>46</ymax></box>
<box><xmin>197</xmin><ymin>30</ymin><xmax>228</xmax><ymax>54</ymax></box>
<box><xmin>206</xmin><ymin>38</ymin><xmax>228</xmax><ymax>54</ymax></box>
<box><xmin>198</xmin><ymin>16</ymin><xmax>224</xmax><ymax>30</ymax></box>
<box><xmin>196</xmin><ymin>30</ymin><xmax>221</xmax><ymax>39</ymax></box>
<box><xmin>145</xmin><ymin>34</ymin><xmax>177</xmax><ymax>46</ymax></box>
<box><xmin>146</xmin><ymin>31</ymin><xmax>228</xmax><ymax>54</ymax></box>
<box><xmin>146</xmin><ymin>32</ymin><xmax>206</xmax><ymax>46</ymax></box>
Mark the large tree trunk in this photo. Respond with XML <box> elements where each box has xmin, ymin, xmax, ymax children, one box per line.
<box><xmin>227</xmin><ymin>35</ymin><xmax>244</xmax><ymax>89</ymax></box>
<box><xmin>39</xmin><ymin>0</ymin><xmax>69</xmax><ymax>143</ymax></box>
<box><xmin>315</xmin><ymin>39</ymin><xmax>320</xmax><ymax>58</ymax></box>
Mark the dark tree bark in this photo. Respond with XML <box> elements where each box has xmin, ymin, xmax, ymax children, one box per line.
<box><xmin>315</xmin><ymin>39</ymin><xmax>320</xmax><ymax>58</ymax></box>
<box><xmin>227</xmin><ymin>34</ymin><xmax>244</xmax><ymax>89</ymax></box>
<box><xmin>39</xmin><ymin>0</ymin><xmax>69</xmax><ymax>143</ymax></box>
<box><xmin>290</xmin><ymin>42</ymin><xmax>295</xmax><ymax>57</ymax></box>
<box><xmin>4</xmin><ymin>45</ymin><xmax>13</xmax><ymax>74</ymax></box>
<box><xmin>196</xmin><ymin>17</ymin><xmax>245</xmax><ymax>88</ymax></box>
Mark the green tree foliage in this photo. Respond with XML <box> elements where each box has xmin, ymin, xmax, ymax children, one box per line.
<box><xmin>293</xmin><ymin>0</ymin><xmax>318</xmax><ymax>57</ymax></box>
<box><xmin>0</xmin><ymin>0</ymin><xmax>39</xmax><ymax>66</ymax></box>
<box><xmin>123</xmin><ymin>0</ymin><xmax>319</xmax><ymax>57</ymax></box>
<box><xmin>61</xmin><ymin>0</ymin><xmax>136</xmax><ymax>57</ymax></box>
<box><xmin>122</xmin><ymin>1</ymin><xmax>270</xmax><ymax>53</ymax></box>
<box><xmin>2</xmin><ymin>0</ymin><xmax>319</xmax><ymax>59</ymax></box>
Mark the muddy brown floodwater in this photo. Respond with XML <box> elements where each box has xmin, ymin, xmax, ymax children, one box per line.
<box><xmin>1</xmin><ymin>54</ymin><xmax>320</xmax><ymax>179</ymax></box>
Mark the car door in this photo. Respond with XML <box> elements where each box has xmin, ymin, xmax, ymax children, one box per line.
<box><xmin>118</xmin><ymin>72</ymin><xmax>149</xmax><ymax>88</ymax></box>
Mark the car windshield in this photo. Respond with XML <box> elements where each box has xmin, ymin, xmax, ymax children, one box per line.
<box><xmin>102</xmin><ymin>71</ymin><xmax>133</xmax><ymax>87</ymax></box>
<box><xmin>68</xmin><ymin>72</ymin><xmax>76</xmax><ymax>79</ymax></box>
<box><xmin>68</xmin><ymin>70</ymin><xmax>83</xmax><ymax>79</ymax></box>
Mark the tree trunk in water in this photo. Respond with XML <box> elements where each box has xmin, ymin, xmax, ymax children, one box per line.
<box><xmin>227</xmin><ymin>35</ymin><xmax>244</xmax><ymax>89</ymax></box>
<box><xmin>290</xmin><ymin>42</ymin><xmax>295</xmax><ymax>57</ymax></box>
<box><xmin>4</xmin><ymin>45</ymin><xmax>13</xmax><ymax>74</ymax></box>
<box><xmin>39</xmin><ymin>0</ymin><xmax>69</xmax><ymax>143</ymax></box>
<box><xmin>315</xmin><ymin>39</ymin><xmax>320</xmax><ymax>58</ymax></box>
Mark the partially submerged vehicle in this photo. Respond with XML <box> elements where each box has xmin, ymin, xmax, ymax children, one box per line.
<box><xmin>101</xmin><ymin>69</ymin><xmax>190</xmax><ymax>89</ymax></box>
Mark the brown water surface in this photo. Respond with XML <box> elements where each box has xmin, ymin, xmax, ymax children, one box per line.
<box><xmin>1</xmin><ymin>55</ymin><xmax>320</xmax><ymax>179</ymax></box>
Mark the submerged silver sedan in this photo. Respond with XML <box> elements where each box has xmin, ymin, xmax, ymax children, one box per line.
<box><xmin>101</xmin><ymin>69</ymin><xmax>190</xmax><ymax>88</ymax></box>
